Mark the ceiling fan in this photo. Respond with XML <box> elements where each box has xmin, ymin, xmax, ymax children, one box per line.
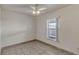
<box><xmin>29</xmin><ymin>4</ymin><xmax>47</xmax><ymax>15</ymax></box>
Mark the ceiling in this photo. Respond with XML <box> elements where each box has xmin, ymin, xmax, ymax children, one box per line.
<box><xmin>1</xmin><ymin>4</ymin><xmax>70</xmax><ymax>16</ymax></box>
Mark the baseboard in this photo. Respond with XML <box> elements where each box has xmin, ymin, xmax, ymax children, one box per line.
<box><xmin>1</xmin><ymin>39</ymin><xmax>77</xmax><ymax>55</ymax></box>
<box><xmin>1</xmin><ymin>39</ymin><xmax>36</xmax><ymax>51</ymax></box>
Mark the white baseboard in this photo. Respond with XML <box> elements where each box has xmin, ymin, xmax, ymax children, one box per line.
<box><xmin>2</xmin><ymin>39</ymin><xmax>35</xmax><ymax>48</ymax></box>
<box><xmin>36</xmin><ymin>39</ymin><xmax>78</xmax><ymax>55</ymax></box>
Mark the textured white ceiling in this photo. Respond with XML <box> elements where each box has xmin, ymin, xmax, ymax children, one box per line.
<box><xmin>1</xmin><ymin>4</ymin><xmax>70</xmax><ymax>16</ymax></box>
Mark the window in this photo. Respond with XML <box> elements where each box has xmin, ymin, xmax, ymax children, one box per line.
<box><xmin>47</xmin><ymin>18</ymin><xmax>58</xmax><ymax>41</ymax></box>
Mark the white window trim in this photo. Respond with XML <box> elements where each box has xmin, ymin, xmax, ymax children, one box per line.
<box><xmin>47</xmin><ymin>17</ymin><xmax>58</xmax><ymax>41</ymax></box>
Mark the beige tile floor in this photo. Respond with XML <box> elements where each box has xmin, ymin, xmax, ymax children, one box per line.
<box><xmin>1</xmin><ymin>40</ymin><xmax>74</xmax><ymax>55</ymax></box>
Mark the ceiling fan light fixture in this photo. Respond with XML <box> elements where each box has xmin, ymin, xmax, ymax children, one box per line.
<box><xmin>37</xmin><ymin>11</ymin><xmax>40</xmax><ymax>14</ymax></box>
<box><xmin>32</xmin><ymin>4</ymin><xmax>41</xmax><ymax>15</ymax></box>
<box><xmin>33</xmin><ymin>10</ymin><xmax>40</xmax><ymax>15</ymax></box>
<box><xmin>33</xmin><ymin>11</ymin><xmax>36</xmax><ymax>14</ymax></box>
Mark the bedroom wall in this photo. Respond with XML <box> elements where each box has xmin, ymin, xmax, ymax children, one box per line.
<box><xmin>0</xmin><ymin>7</ymin><xmax>1</xmax><ymax>54</ymax></box>
<box><xmin>2</xmin><ymin>8</ymin><xmax>35</xmax><ymax>48</ymax></box>
<box><xmin>36</xmin><ymin>5</ymin><xmax>79</xmax><ymax>54</ymax></box>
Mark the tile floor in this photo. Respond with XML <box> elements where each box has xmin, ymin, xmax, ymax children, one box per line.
<box><xmin>1</xmin><ymin>40</ymin><xmax>74</xmax><ymax>55</ymax></box>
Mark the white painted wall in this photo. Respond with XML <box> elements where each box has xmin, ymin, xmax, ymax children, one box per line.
<box><xmin>0</xmin><ymin>7</ymin><xmax>1</xmax><ymax>54</ymax></box>
<box><xmin>2</xmin><ymin>9</ymin><xmax>35</xmax><ymax>48</ymax></box>
<box><xmin>36</xmin><ymin>5</ymin><xmax>79</xmax><ymax>54</ymax></box>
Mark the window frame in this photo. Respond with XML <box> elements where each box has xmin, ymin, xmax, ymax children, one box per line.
<box><xmin>47</xmin><ymin>17</ymin><xmax>58</xmax><ymax>41</ymax></box>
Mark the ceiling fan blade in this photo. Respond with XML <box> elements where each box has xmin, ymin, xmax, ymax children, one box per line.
<box><xmin>30</xmin><ymin>6</ymin><xmax>36</xmax><ymax>10</ymax></box>
<box><xmin>38</xmin><ymin>8</ymin><xmax>46</xmax><ymax>11</ymax></box>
